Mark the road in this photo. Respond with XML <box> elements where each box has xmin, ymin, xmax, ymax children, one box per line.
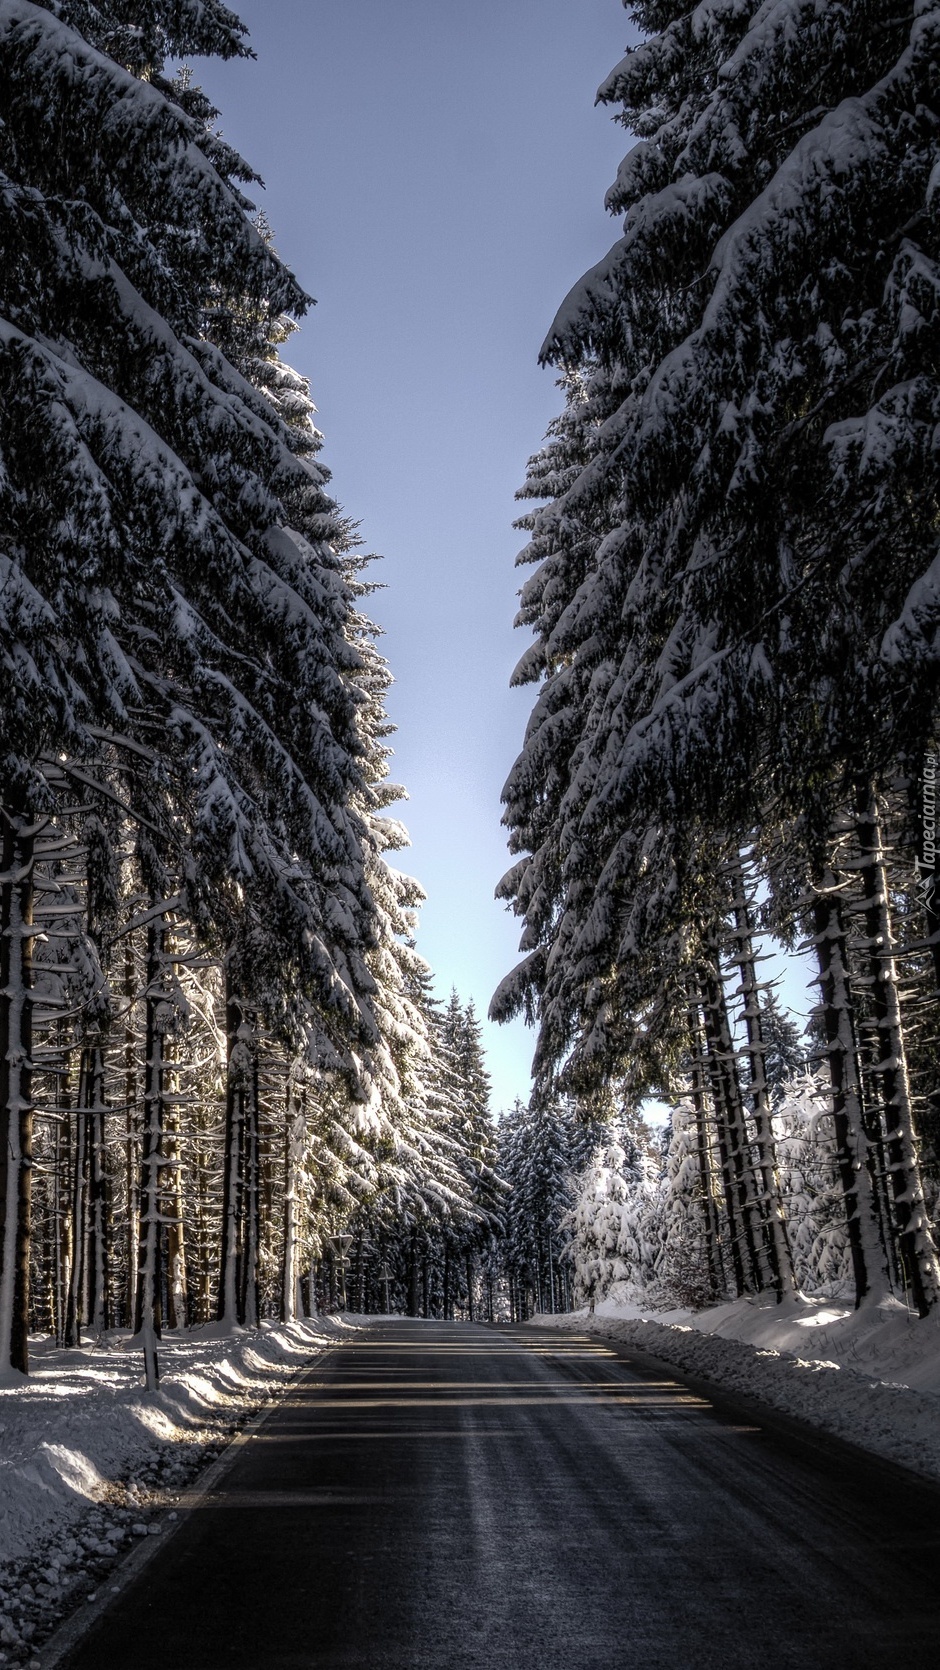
<box><xmin>59</xmin><ymin>1319</ymin><xmax>940</xmax><ymax>1669</ymax></box>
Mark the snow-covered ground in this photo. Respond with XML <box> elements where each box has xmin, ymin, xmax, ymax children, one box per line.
<box><xmin>0</xmin><ymin>1317</ymin><xmax>357</xmax><ymax>1667</ymax></box>
<box><xmin>531</xmin><ymin>1289</ymin><xmax>940</xmax><ymax>1480</ymax></box>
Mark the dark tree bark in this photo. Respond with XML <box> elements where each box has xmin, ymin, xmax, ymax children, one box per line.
<box><xmin>700</xmin><ymin>949</ymin><xmax>771</xmax><ymax>1292</ymax></box>
<box><xmin>134</xmin><ymin>919</ymin><xmax>168</xmax><ymax>1388</ymax></box>
<box><xmin>87</xmin><ymin>1048</ymin><xmax>111</xmax><ymax>1333</ymax></box>
<box><xmin>240</xmin><ymin>1046</ymin><xmax>260</xmax><ymax>1328</ymax></box>
<box><xmin>696</xmin><ymin>968</ymin><xmax>755</xmax><ymax>1295</ymax></box>
<box><xmin>124</xmin><ymin>938</ymin><xmax>139</xmax><ymax>1330</ymax></box>
<box><xmin>726</xmin><ymin>864</ymin><xmax>796</xmax><ymax>1299</ymax></box>
<box><xmin>854</xmin><ymin>786</ymin><xmax>940</xmax><ymax>1314</ymax></box>
<box><xmin>812</xmin><ymin>873</ymin><xmax>891</xmax><ymax>1309</ymax></box>
<box><xmin>0</xmin><ymin>805</ymin><xmax>36</xmax><ymax>1375</ymax></box>
<box><xmin>407</xmin><ymin>1228</ymin><xmax>418</xmax><ymax>1317</ymax></box>
<box><xmin>687</xmin><ymin>995</ymin><xmax>727</xmax><ymax>1300</ymax></box>
<box><xmin>281</xmin><ymin>1075</ymin><xmax>305</xmax><ymax>1323</ymax></box>
<box><xmin>64</xmin><ymin>1086</ymin><xmax>86</xmax><ymax>1349</ymax></box>
<box><xmin>165</xmin><ymin>1104</ymin><xmax>187</xmax><ymax>1331</ymax></box>
<box><xmin>218</xmin><ymin>974</ymin><xmax>245</xmax><ymax>1327</ymax></box>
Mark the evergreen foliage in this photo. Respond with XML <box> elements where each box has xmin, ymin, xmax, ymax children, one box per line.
<box><xmin>494</xmin><ymin>0</ymin><xmax>940</xmax><ymax>1319</ymax></box>
<box><xmin>0</xmin><ymin>2</ymin><xmax>500</xmax><ymax>1373</ymax></box>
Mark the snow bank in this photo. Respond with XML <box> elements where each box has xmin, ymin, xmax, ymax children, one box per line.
<box><xmin>530</xmin><ymin>1292</ymin><xmax>940</xmax><ymax>1481</ymax></box>
<box><xmin>0</xmin><ymin>1318</ymin><xmax>356</xmax><ymax>1665</ymax></box>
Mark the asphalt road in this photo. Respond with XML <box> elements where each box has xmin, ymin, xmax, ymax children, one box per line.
<box><xmin>59</xmin><ymin>1319</ymin><xmax>940</xmax><ymax>1670</ymax></box>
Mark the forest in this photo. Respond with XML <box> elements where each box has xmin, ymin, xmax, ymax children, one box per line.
<box><xmin>2</xmin><ymin>0</ymin><xmax>940</xmax><ymax>1407</ymax></box>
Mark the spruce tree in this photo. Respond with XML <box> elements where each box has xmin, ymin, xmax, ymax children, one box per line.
<box><xmin>495</xmin><ymin>0</ymin><xmax>940</xmax><ymax>1316</ymax></box>
<box><xmin>0</xmin><ymin>0</ymin><xmax>399</xmax><ymax>1371</ymax></box>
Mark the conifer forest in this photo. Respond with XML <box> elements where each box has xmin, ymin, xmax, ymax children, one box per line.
<box><xmin>1</xmin><ymin>0</ymin><xmax>940</xmax><ymax>1371</ymax></box>
<box><xmin>1</xmin><ymin>3</ymin><xmax>940</xmax><ymax>1663</ymax></box>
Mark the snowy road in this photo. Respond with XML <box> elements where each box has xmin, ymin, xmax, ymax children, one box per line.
<box><xmin>58</xmin><ymin>1320</ymin><xmax>940</xmax><ymax>1669</ymax></box>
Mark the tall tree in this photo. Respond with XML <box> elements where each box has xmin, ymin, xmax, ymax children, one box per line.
<box><xmin>494</xmin><ymin>0</ymin><xmax>940</xmax><ymax>1315</ymax></box>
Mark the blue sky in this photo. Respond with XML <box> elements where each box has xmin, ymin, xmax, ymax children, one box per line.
<box><xmin>191</xmin><ymin>0</ymin><xmax>649</xmax><ymax>1109</ymax></box>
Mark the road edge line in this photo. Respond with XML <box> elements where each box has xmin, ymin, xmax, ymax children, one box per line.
<box><xmin>35</xmin><ymin>1331</ymin><xmax>346</xmax><ymax>1670</ymax></box>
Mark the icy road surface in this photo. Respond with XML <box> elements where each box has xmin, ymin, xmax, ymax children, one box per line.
<box><xmin>58</xmin><ymin>1320</ymin><xmax>940</xmax><ymax>1669</ymax></box>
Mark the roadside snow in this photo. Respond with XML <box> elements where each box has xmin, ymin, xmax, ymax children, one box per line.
<box><xmin>531</xmin><ymin>1292</ymin><xmax>940</xmax><ymax>1481</ymax></box>
<box><xmin>0</xmin><ymin>1317</ymin><xmax>355</xmax><ymax>1666</ymax></box>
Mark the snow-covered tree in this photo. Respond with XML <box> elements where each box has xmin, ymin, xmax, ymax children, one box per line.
<box><xmin>772</xmin><ymin>1072</ymin><xmax>850</xmax><ymax>1294</ymax></box>
<box><xmin>498</xmin><ymin>1094</ymin><xmax>610</xmax><ymax>1315</ymax></box>
<box><xmin>652</xmin><ymin>1099</ymin><xmax>723</xmax><ymax>1308</ymax></box>
<box><xmin>565</xmin><ymin>1134</ymin><xmax>657</xmax><ymax>1305</ymax></box>
<box><xmin>0</xmin><ymin>2</ymin><xmax>469</xmax><ymax>1374</ymax></box>
<box><xmin>494</xmin><ymin>0</ymin><xmax>940</xmax><ymax>1319</ymax></box>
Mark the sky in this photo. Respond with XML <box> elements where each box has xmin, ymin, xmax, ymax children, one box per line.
<box><xmin>190</xmin><ymin>0</ymin><xmax>653</xmax><ymax>1110</ymax></box>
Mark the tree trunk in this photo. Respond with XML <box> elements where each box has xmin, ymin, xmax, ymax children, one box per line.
<box><xmin>697</xmin><ymin>967</ymin><xmax>757</xmax><ymax>1294</ymax></box>
<box><xmin>165</xmin><ymin>1104</ymin><xmax>187</xmax><ymax>1331</ymax></box>
<box><xmin>702</xmin><ymin>947</ymin><xmax>772</xmax><ymax>1291</ymax></box>
<box><xmin>64</xmin><ymin>1088</ymin><xmax>86</xmax><ymax>1349</ymax></box>
<box><xmin>240</xmin><ymin>1044</ymin><xmax>260</xmax><ymax>1328</ymax></box>
<box><xmin>218</xmin><ymin>976</ymin><xmax>245</xmax><ymax>1328</ymax></box>
<box><xmin>134</xmin><ymin>920</ymin><xmax>167</xmax><ymax>1389</ymax></box>
<box><xmin>87</xmin><ymin>1048</ymin><xmax>111</xmax><ymax>1333</ymax></box>
<box><xmin>53</xmin><ymin>1101</ymin><xmax>66</xmax><ymax>1344</ymax></box>
<box><xmin>687</xmin><ymin>996</ymin><xmax>727</xmax><ymax>1300</ymax></box>
<box><xmin>812</xmin><ymin>873</ymin><xmax>891</xmax><ymax>1308</ymax></box>
<box><xmin>281</xmin><ymin>1075</ymin><xmax>305</xmax><ymax>1324</ymax></box>
<box><xmin>0</xmin><ymin>806</ymin><xmax>36</xmax><ymax>1376</ymax></box>
<box><xmin>124</xmin><ymin>939</ymin><xmax>139</xmax><ymax>1330</ymax></box>
<box><xmin>854</xmin><ymin>786</ymin><xmax>940</xmax><ymax>1313</ymax></box>
<box><xmin>465</xmin><ymin>1250</ymin><xmax>474</xmax><ymax>1321</ymax></box>
<box><xmin>726</xmin><ymin>865</ymin><xmax>796</xmax><ymax>1299</ymax></box>
<box><xmin>407</xmin><ymin>1229</ymin><xmax>418</xmax><ymax>1317</ymax></box>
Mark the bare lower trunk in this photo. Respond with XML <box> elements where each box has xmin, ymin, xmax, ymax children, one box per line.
<box><xmin>854</xmin><ymin>786</ymin><xmax>940</xmax><ymax>1314</ymax></box>
<box><xmin>0</xmin><ymin>806</ymin><xmax>36</xmax><ymax>1375</ymax></box>
<box><xmin>64</xmin><ymin>1094</ymin><xmax>86</xmax><ymax>1349</ymax></box>
<box><xmin>408</xmin><ymin>1229</ymin><xmax>418</xmax><ymax>1317</ymax></box>
<box><xmin>218</xmin><ymin>978</ymin><xmax>245</xmax><ymax>1328</ymax></box>
<box><xmin>241</xmin><ymin>1048</ymin><xmax>260</xmax><ymax>1328</ymax></box>
<box><xmin>727</xmin><ymin>865</ymin><xmax>796</xmax><ymax>1299</ymax></box>
<box><xmin>124</xmin><ymin>939</ymin><xmax>139</xmax><ymax>1329</ymax></box>
<box><xmin>702</xmin><ymin>947</ymin><xmax>772</xmax><ymax>1292</ymax></box>
<box><xmin>812</xmin><ymin>874</ymin><xmax>891</xmax><ymax>1309</ymax></box>
<box><xmin>687</xmin><ymin>998</ymin><xmax>727</xmax><ymax>1300</ymax></box>
<box><xmin>53</xmin><ymin>1100</ymin><xmax>67</xmax><ymax>1344</ymax></box>
<box><xmin>87</xmin><ymin>1050</ymin><xmax>110</xmax><ymax>1334</ymax></box>
<box><xmin>697</xmin><ymin>969</ymin><xmax>755</xmax><ymax>1294</ymax></box>
<box><xmin>165</xmin><ymin>1108</ymin><xmax>187</xmax><ymax>1331</ymax></box>
<box><xmin>134</xmin><ymin>920</ymin><xmax>167</xmax><ymax>1389</ymax></box>
<box><xmin>281</xmin><ymin>1076</ymin><xmax>305</xmax><ymax>1323</ymax></box>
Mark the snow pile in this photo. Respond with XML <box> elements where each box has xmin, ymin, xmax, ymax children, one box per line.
<box><xmin>532</xmin><ymin>1294</ymin><xmax>940</xmax><ymax>1480</ymax></box>
<box><xmin>0</xmin><ymin>1318</ymin><xmax>353</xmax><ymax>1665</ymax></box>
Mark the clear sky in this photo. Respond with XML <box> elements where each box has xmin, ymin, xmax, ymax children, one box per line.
<box><xmin>191</xmin><ymin>0</ymin><xmax>641</xmax><ymax>1110</ymax></box>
